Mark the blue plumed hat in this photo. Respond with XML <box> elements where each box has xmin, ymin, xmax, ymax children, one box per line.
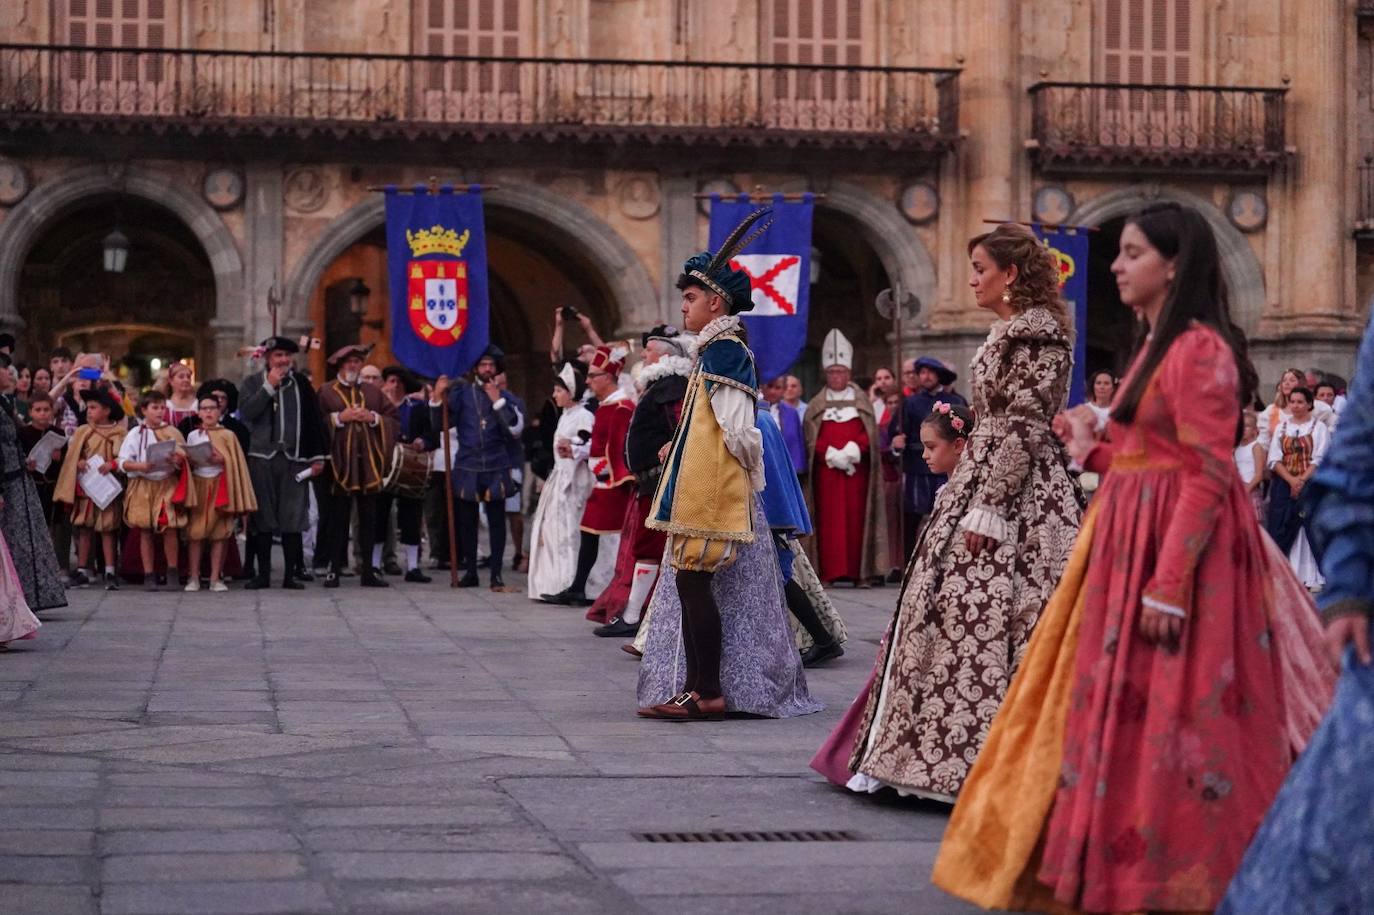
<box><xmin>679</xmin><ymin>208</ymin><xmax>773</xmax><ymax>315</ymax></box>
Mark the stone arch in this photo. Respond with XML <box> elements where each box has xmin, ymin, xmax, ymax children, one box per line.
<box><xmin>283</xmin><ymin>185</ymin><xmax>658</xmax><ymax>337</ymax></box>
<box><xmin>1070</xmin><ymin>186</ymin><xmax>1266</xmax><ymax>332</ymax></box>
<box><xmin>778</xmin><ymin>179</ymin><xmax>938</xmax><ymax>315</ymax></box>
<box><xmin>0</xmin><ymin>163</ymin><xmax>244</xmax><ymax>337</ymax></box>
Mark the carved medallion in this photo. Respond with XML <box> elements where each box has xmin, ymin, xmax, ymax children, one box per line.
<box><xmin>1227</xmin><ymin>190</ymin><xmax>1268</xmax><ymax>234</ymax></box>
<box><xmin>697</xmin><ymin>178</ymin><xmax>740</xmax><ymax>216</ymax></box>
<box><xmin>899</xmin><ymin>181</ymin><xmax>940</xmax><ymax>225</ymax></box>
<box><xmin>1032</xmin><ymin>185</ymin><xmax>1075</xmax><ymax>226</ymax></box>
<box><xmin>617</xmin><ymin>176</ymin><xmax>660</xmax><ymax>220</ymax></box>
<box><xmin>0</xmin><ymin>159</ymin><xmax>30</xmax><ymax>207</ymax></box>
<box><xmin>202</xmin><ymin>168</ymin><xmax>244</xmax><ymax>210</ymax></box>
<box><xmin>284</xmin><ymin>167</ymin><xmax>328</xmax><ymax>214</ymax></box>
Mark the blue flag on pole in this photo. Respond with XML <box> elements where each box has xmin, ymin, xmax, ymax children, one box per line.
<box><xmin>384</xmin><ymin>184</ymin><xmax>490</xmax><ymax>379</ymax></box>
<box><xmin>1032</xmin><ymin>225</ymin><xmax>1090</xmax><ymax>406</ymax></box>
<box><xmin>708</xmin><ymin>193</ymin><xmax>814</xmax><ymax>383</ymax></box>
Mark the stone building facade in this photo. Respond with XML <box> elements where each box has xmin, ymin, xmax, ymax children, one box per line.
<box><xmin>0</xmin><ymin>0</ymin><xmax>1368</xmax><ymax>401</ymax></box>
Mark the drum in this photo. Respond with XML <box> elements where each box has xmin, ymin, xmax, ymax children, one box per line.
<box><xmin>383</xmin><ymin>444</ymin><xmax>430</xmax><ymax>499</ymax></box>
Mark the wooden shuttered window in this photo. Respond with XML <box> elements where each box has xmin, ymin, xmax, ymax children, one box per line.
<box><xmin>65</xmin><ymin>0</ymin><xmax>170</xmax><ymax>83</ymax></box>
<box><xmin>1100</xmin><ymin>0</ymin><xmax>1197</xmax><ymax>109</ymax></box>
<box><xmin>769</xmin><ymin>0</ymin><xmax>865</xmax><ymax>101</ymax></box>
<box><xmin>420</xmin><ymin>0</ymin><xmax>520</xmax><ymax>93</ymax></box>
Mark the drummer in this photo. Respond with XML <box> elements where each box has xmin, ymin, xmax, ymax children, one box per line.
<box><xmin>378</xmin><ymin>365</ymin><xmax>434</xmax><ymax>583</ymax></box>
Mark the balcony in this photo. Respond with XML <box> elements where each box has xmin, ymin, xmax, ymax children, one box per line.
<box><xmin>1028</xmin><ymin>81</ymin><xmax>1287</xmax><ymax>176</ymax></box>
<box><xmin>0</xmin><ymin>43</ymin><xmax>960</xmax><ymax>164</ymax></box>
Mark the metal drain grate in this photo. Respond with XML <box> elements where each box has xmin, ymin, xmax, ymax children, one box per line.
<box><xmin>635</xmin><ymin>830</ymin><xmax>858</xmax><ymax>843</ymax></box>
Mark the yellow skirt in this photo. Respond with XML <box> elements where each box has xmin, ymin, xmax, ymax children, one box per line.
<box><xmin>930</xmin><ymin>507</ymin><xmax>1096</xmax><ymax>915</ymax></box>
<box><xmin>71</xmin><ymin>496</ymin><xmax>122</xmax><ymax>532</ymax></box>
<box><xmin>186</xmin><ymin>475</ymin><xmax>233</xmax><ymax>542</ymax></box>
<box><xmin>123</xmin><ymin>477</ymin><xmax>187</xmax><ymax>532</ymax></box>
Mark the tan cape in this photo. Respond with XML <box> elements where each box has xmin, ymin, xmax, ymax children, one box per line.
<box><xmin>802</xmin><ymin>383</ymin><xmax>890</xmax><ymax>582</ymax></box>
<box><xmin>123</xmin><ymin>424</ymin><xmax>194</xmax><ymax>532</ymax></box>
<box><xmin>54</xmin><ymin>424</ymin><xmax>129</xmax><ymax>531</ymax></box>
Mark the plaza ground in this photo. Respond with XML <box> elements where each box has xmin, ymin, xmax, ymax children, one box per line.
<box><xmin>0</xmin><ymin>572</ymin><xmax>991</xmax><ymax>914</ymax></box>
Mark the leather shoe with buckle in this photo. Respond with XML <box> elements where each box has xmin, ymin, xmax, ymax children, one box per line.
<box><xmin>361</xmin><ymin>569</ymin><xmax>390</xmax><ymax>588</ymax></box>
<box><xmin>323</xmin><ymin>572</ymin><xmax>341</xmax><ymax>589</ymax></box>
<box><xmin>404</xmin><ymin>569</ymin><xmax>432</xmax><ymax>583</ymax></box>
<box><xmin>457</xmin><ymin>572</ymin><xmax>480</xmax><ymax>588</ymax></box>
<box><xmin>637</xmin><ymin>691</ymin><xmax>726</xmax><ymax>721</ymax></box>
<box><xmin>593</xmin><ymin>616</ymin><xmax>640</xmax><ymax>638</ymax></box>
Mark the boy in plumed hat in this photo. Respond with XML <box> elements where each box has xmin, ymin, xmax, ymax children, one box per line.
<box><xmin>636</xmin><ymin>210</ymin><xmax>819</xmax><ymax>722</ymax></box>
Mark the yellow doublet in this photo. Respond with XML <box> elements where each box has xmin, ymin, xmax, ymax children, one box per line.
<box><xmin>648</xmin><ymin>364</ymin><xmax>754</xmax><ymax>573</ymax></box>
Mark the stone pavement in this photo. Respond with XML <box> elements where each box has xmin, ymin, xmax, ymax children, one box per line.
<box><xmin>0</xmin><ymin>572</ymin><xmax>992</xmax><ymax>915</ymax></box>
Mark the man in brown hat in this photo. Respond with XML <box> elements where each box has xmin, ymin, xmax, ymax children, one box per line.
<box><xmin>316</xmin><ymin>344</ymin><xmax>396</xmax><ymax>588</ymax></box>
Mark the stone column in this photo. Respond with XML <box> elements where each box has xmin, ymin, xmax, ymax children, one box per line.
<box><xmin>1253</xmin><ymin>3</ymin><xmax>1362</xmax><ymax>373</ymax></box>
<box><xmin>244</xmin><ymin>162</ymin><xmax>286</xmax><ymax>347</ymax></box>
<box><xmin>657</xmin><ymin>172</ymin><xmax>697</xmax><ymax>319</ymax></box>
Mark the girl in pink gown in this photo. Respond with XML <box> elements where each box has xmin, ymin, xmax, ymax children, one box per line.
<box><xmin>0</xmin><ymin>528</ymin><xmax>40</xmax><ymax>646</ymax></box>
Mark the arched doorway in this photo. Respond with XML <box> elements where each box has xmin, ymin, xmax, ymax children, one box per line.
<box><xmin>1083</xmin><ymin>216</ymin><xmax>1138</xmax><ymax>378</ymax></box>
<box><xmin>789</xmin><ymin>208</ymin><xmax>894</xmax><ymax>393</ymax></box>
<box><xmin>303</xmin><ymin>203</ymin><xmax>621</xmax><ymax>403</ymax></box>
<box><xmin>17</xmin><ymin>194</ymin><xmax>214</xmax><ymax>388</ymax></box>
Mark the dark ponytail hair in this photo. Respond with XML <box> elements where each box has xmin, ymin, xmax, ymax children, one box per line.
<box><xmin>921</xmin><ymin>402</ymin><xmax>975</xmax><ymax>442</ymax></box>
<box><xmin>1110</xmin><ymin>202</ymin><xmax>1258</xmax><ymax>443</ymax></box>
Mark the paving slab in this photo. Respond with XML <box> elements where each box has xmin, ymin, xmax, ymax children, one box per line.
<box><xmin>0</xmin><ymin>576</ymin><xmax>995</xmax><ymax>913</ymax></box>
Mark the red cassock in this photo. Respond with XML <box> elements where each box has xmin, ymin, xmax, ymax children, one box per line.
<box><xmin>580</xmin><ymin>396</ymin><xmax>636</xmax><ymax>534</ymax></box>
<box><xmin>813</xmin><ymin>417</ymin><xmax>870</xmax><ymax>583</ymax></box>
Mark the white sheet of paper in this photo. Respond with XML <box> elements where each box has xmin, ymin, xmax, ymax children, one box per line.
<box><xmin>145</xmin><ymin>439</ymin><xmax>178</xmax><ymax>474</ymax></box>
<box><xmin>26</xmin><ymin>430</ymin><xmax>67</xmax><ymax>475</ymax></box>
<box><xmin>183</xmin><ymin>442</ymin><xmax>216</xmax><ymax>469</ymax></box>
<box><xmin>79</xmin><ymin>454</ymin><xmax>123</xmax><ymax>512</ymax></box>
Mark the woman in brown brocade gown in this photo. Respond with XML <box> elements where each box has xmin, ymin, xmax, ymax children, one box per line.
<box><xmin>827</xmin><ymin>224</ymin><xmax>1083</xmax><ymax>802</ymax></box>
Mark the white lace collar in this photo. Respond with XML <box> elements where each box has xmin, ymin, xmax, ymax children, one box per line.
<box><xmin>637</xmin><ymin>354</ymin><xmax>693</xmax><ymax>388</ymax></box>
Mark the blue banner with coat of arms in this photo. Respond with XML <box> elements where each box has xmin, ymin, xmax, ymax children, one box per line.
<box><xmin>384</xmin><ymin>184</ymin><xmax>490</xmax><ymax>379</ymax></box>
<box><xmin>1032</xmin><ymin>224</ymin><xmax>1089</xmax><ymax>407</ymax></box>
<box><xmin>708</xmin><ymin>193</ymin><xmax>814</xmax><ymax>384</ymax></box>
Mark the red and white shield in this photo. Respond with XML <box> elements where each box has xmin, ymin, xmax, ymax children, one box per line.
<box><xmin>407</xmin><ymin>260</ymin><xmax>469</xmax><ymax>347</ymax></box>
<box><xmin>730</xmin><ymin>254</ymin><xmax>802</xmax><ymax>316</ymax></box>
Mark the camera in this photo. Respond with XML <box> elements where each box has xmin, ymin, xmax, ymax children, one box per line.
<box><xmin>561</xmin><ymin>305</ymin><xmax>580</xmax><ymax>320</ymax></box>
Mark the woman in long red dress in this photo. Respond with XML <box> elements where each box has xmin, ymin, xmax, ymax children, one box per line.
<box><xmin>932</xmin><ymin>202</ymin><xmax>1335</xmax><ymax>913</ymax></box>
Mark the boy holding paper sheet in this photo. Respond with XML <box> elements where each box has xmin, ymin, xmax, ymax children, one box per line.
<box><xmin>183</xmin><ymin>396</ymin><xmax>256</xmax><ymax>593</ymax></box>
<box><xmin>117</xmin><ymin>391</ymin><xmax>192</xmax><ymax>592</ymax></box>
<box><xmin>54</xmin><ymin>387</ymin><xmax>127</xmax><ymax>590</ymax></box>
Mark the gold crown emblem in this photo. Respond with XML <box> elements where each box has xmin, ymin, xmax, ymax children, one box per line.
<box><xmin>407</xmin><ymin>225</ymin><xmax>471</xmax><ymax>258</ymax></box>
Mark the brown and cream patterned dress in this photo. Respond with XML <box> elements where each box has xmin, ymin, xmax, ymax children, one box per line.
<box><xmin>845</xmin><ymin>306</ymin><xmax>1083</xmax><ymax>801</ymax></box>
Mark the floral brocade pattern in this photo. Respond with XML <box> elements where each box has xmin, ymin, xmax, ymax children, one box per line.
<box><xmin>848</xmin><ymin>307</ymin><xmax>1082</xmax><ymax>797</ymax></box>
<box><xmin>0</xmin><ymin>408</ymin><xmax>66</xmax><ymax>611</ymax></box>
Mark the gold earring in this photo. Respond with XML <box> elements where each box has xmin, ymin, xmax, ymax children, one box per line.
<box><xmin>1001</xmin><ymin>288</ymin><xmax>1012</xmax><ymax>305</ymax></box>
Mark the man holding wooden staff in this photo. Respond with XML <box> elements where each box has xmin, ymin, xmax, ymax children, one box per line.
<box><xmin>429</xmin><ymin>345</ymin><xmax>525</xmax><ymax>592</ymax></box>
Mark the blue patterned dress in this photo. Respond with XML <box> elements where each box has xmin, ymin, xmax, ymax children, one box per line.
<box><xmin>1221</xmin><ymin>312</ymin><xmax>1374</xmax><ymax>914</ymax></box>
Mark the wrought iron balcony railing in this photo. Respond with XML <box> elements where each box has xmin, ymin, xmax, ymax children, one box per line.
<box><xmin>0</xmin><ymin>43</ymin><xmax>960</xmax><ymax>154</ymax></box>
<box><xmin>1028</xmin><ymin>81</ymin><xmax>1287</xmax><ymax>175</ymax></box>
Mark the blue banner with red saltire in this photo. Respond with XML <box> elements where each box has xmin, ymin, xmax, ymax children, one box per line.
<box><xmin>707</xmin><ymin>192</ymin><xmax>814</xmax><ymax>384</ymax></box>
<box><xmin>384</xmin><ymin>184</ymin><xmax>490</xmax><ymax>379</ymax></box>
<box><xmin>1032</xmin><ymin>224</ymin><xmax>1090</xmax><ymax>407</ymax></box>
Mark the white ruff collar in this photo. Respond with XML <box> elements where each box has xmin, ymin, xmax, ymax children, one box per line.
<box><xmin>693</xmin><ymin>314</ymin><xmax>741</xmax><ymax>353</ymax></box>
<box><xmin>637</xmin><ymin>354</ymin><xmax>693</xmax><ymax>388</ymax></box>
<box><xmin>600</xmin><ymin>388</ymin><xmax>629</xmax><ymax>407</ymax></box>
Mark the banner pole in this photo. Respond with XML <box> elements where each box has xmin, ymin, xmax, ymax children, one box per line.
<box><xmin>441</xmin><ymin>396</ymin><xmax>459</xmax><ymax>588</ymax></box>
